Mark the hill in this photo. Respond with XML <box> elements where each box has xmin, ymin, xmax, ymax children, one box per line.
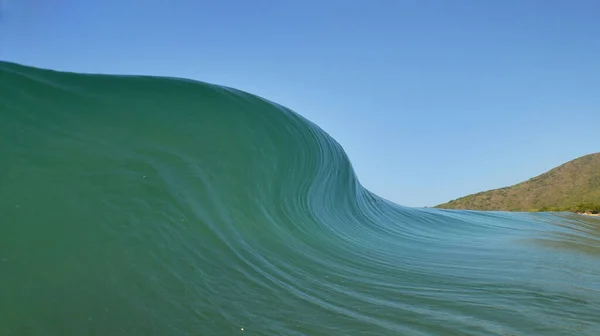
<box><xmin>436</xmin><ymin>153</ymin><xmax>600</xmax><ymax>213</ymax></box>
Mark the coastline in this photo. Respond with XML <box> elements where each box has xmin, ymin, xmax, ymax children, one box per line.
<box><xmin>578</xmin><ymin>212</ymin><xmax>600</xmax><ymax>217</ymax></box>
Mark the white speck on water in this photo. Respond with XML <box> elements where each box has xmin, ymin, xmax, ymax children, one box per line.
<box><xmin>241</xmin><ymin>327</ymin><xmax>244</xmax><ymax>332</ymax></box>
<box><xmin>143</xmin><ymin>176</ymin><xmax>147</xmax><ymax>179</ymax></box>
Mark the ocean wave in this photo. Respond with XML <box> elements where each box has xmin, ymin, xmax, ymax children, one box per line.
<box><xmin>1</xmin><ymin>61</ymin><xmax>599</xmax><ymax>335</ymax></box>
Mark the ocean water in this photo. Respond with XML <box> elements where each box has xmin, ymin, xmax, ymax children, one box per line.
<box><xmin>1</xmin><ymin>61</ymin><xmax>599</xmax><ymax>336</ymax></box>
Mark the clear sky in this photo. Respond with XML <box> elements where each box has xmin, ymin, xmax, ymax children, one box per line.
<box><xmin>1</xmin><ymin>1</ymin><xmax>599</xmax><ymax>207</ymax></box>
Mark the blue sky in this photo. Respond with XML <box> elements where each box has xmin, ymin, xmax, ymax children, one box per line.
<box><xmin>1</xmin><ymin>1</ymin><xmax>599</xmax><ymax>207</ymax></box>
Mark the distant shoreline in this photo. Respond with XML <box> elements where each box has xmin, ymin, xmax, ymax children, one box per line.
<box><xmin>578</xmin><ymin>212</ymin><xmax>600</xmax><ymax>217</ymax></box>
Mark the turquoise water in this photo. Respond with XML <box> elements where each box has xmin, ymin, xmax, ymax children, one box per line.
<box><xmin>1</xmin><ymin>61</ymin><xmax>599</xmax><ymax>335</ymax></box>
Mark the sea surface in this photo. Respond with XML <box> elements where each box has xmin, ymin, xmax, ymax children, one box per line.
<box><xmin>1</xmin><ymin>61</ymin><xmax>599</xmax><ymax>335</ymax></box>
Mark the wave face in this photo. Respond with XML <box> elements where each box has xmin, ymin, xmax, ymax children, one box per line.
<box><xmin>1</xmin><ymin>61</ymin><xmax>600</xmax><ymax>336</ymax></box>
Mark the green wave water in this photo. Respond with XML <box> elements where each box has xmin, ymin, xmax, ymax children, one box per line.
<box><xmin>1</xmin><ymin>61</ymin><xmax>599</xmax><ymax>336</ymax></box>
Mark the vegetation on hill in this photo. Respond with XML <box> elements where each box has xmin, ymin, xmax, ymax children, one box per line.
<box><xmin>436</xmin><ymin>153</ymin><xmax>600</xmax><ymax>213</ymax></box>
